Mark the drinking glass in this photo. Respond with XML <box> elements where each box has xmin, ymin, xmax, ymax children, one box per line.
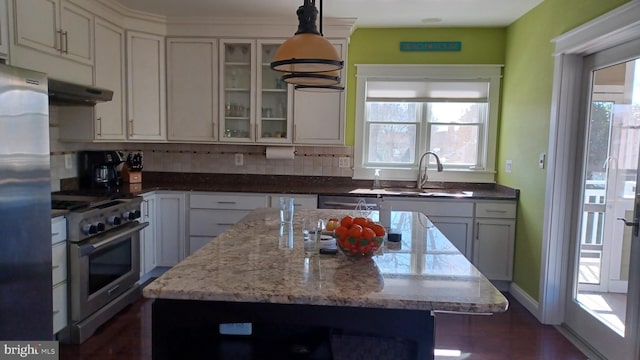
<box><xmin>302</xmin><ymin>218</ymin><xmax>324</xmax><ymax>256</ymax></box>
<box><xmin>279</xmin><ymin>197</ymin><xmax>294</xmax><ymax>223</ymax></box>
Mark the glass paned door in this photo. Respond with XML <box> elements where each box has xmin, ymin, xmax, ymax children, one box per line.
<box><xmin>565</xmin><ymin>51</ymin><xmax>640</xmax><ymax>359</ymax></box>
<box><xmin>257</xmin><ymin>41</ymin><xmax>291</xmax><ymax>143</ymax></box>
<box><xmin>220</xmin><ymin>40</ymin><xmax>255</xmax><ymax>142</ymax></box>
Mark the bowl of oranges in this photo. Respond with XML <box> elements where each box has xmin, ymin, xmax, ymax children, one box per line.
<box><xmin>331</xmin><ymin>215</ymin><xmax>386</xmax><ymax>259</ymax></box>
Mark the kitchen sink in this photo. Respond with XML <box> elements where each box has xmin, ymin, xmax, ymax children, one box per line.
<box><xmin>349</xmin><ymin>187</ymin><xmax>473</xmax><ymax>197</ymax></box>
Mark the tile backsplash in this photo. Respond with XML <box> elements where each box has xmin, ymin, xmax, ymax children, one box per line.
<box><xmin>49</xmin><ymin>106</ymin><xmax>354</xmax><ymax>191</ymax></box>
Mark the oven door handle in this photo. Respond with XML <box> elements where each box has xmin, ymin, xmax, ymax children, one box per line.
<box><xmin>78</xmin><ymin>222</ymin><xmax>149</xmax><ymax>257</ymax></box>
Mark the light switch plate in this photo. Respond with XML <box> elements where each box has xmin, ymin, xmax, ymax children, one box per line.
<box><xmin>505</xmin><ymin>160</ymin><xmax>512</xmax><ymax>173</ymax></box>
<box><xmin>338</xmin><ymin>157</ymin><xmax>350</xmax><ymax>168</ymax></box>
<box><xmin>235</xmin><ymin>153</ymin><xmax>243</xmax><ymax>166</ymax></box>
<box><xmin>64</xmin><ymin>154</ymin><xmax>73</xmax><ymax>169</ymax></box>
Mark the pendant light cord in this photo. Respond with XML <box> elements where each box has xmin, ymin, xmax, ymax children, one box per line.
<box><xmin>319</xmin><ymin>0</ymin><xmax>323</xmax><ymax>36</ymax></box>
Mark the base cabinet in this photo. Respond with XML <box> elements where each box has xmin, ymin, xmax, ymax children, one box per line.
<box><xmin>155</xmin><ymin>192</ymin><xmax>186</xmax><ymax>267</ymax></box>
<box><xmin>474</xmin><ymin>201</ymin><xmax>516</xmax><ymax>281</ymax></box>
<box><xmin>51</xmin><ymin>216</ymin><xmax>67</xmax><ymax>335</ymax></box>
<box><xmin>188</xmin><ymin>192</ymin><xmax>269</xmax><ymax>255</ymax></box>
<box><xmin>383</xmin><ymin>198</ymin><xmax>474</xmax><ymax>259</ymax></box>
<box><xmin>140</xmin><ymin>193</ymin><xmax>156</xmax><ymax>277</ymax></box>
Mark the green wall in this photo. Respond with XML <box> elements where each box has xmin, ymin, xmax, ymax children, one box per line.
<box><xmin>346</xmin><ymin>0</ymin><xmax>632</xmax><ymax>302</ymax></box>
<box><xmin>498</xmin><ymin>0</ymin><xmax>630</xmax><ymax>300</ymax></box>
<box><xmin>345</xmin><ymin>28</ymin><xmax>507</xmax><ymax>145</ymax></box>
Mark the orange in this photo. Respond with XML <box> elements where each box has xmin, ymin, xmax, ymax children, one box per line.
<box><xmin>353</xmin><ymin>217</ymin><xmax>368</xmax><ymax>227</ymax></box>
<box><xmin>362</xmin><ymin>227</ymin><xmax>375</xmax><ymax>241</ymax></box>
<box><xmin>335</xmin><ymin>226</ymin><xmax>349</xmax><ymax>238</ymax></box>
<box><xmin>369</xmin><ymin>223</ymin><xmax>386</xmax><ymax>237</ymax></box>
<box><xmin>340</xmin><ymin>215</ymin><xmax>354</xmax><ymax>228</ymax></box>
<box><xmin>347</xmin><ymin>224</ymin><xmax>363</xmax><ymax>238</ymax></box>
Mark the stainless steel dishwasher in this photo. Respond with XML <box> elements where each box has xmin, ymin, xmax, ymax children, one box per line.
<box><xmin>317</xmin><ymin>195</ymin><xmax>382</xmax><ymax>210</ymax></box>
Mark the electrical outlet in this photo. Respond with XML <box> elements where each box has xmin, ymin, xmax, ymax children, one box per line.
<box><xmin>505</xmin><ymin>160</ymin><xmax>512</xmax><ymax>173</ymax></box>
<box><xmin>338</xmin><ymin>157</ymin><xmax>350</xmax><ymax>168</ymax></box>
<box><xmin>65</xmin><ymin>154</ymin><xmax>73</xmax><ymax>169</ymax></box>
<box><xmin>234</xmin><ymin>153</ymin><xmax>244</xmax><ymax>166</ymax></box>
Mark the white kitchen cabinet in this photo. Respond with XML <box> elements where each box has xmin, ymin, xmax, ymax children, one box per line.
<box><xmin>140</xmin><ymin>192</ymin><xmax>156</xmax><ymax>277</ymax></box>
<box><xmin>94</xmin><ymin>17</ymin><xmax>126</xmax><ymax>140</ymax></box>
<box><xmin>14</xmin><ymin>0</ymin><xmax>92</xmax><ymax>64</ymax></box>
<box><xmin>51</xmin><ymin>216</ymin><xmax>67</xmax><ymax>335</ymax></box>
<box><xmin>256</xmin><ymin>40</ymin><xmax>292</xmax><ymax>143</ymax></box>
<box><xmin>218</xmin><ymin>39</ymin><xmax>293</xmax><ymax>144</ymax></box>
<box><xmin>0</xmin><ymin>0</ymin><xmax>9</xmax><ymax>59</ymax></box>
<box><xmin>167</xmin><ymin>38</ymin><xmax>218</xmax><ymax>142</ymax></box>
<box><xmin>188</xmin><ymin>192</ymin><xmax>269</xmax><ymax>255</ymax></box>
<box><xmin>383</xmin><ymin>197</ymin><xmax>475</xmax><ymax>259</ymax></box>
<box><xmin>269</xmin><ymin>194</ymin><xmax>317</xmax><ymax>210</ymax></box>
<box><xmin>155</xmin><ymin>192</ymin><xmax>186</xmax><ymax>267</ymax></box>
<box><xmin>474</xmin><ymin>201</ymin><xmax>516</xmax><ymax>281</ymax></box>
<box><xmin>292</xmin><ymin>39</ymin><xmax>347</xmax><ymax>145</ymax></box>
<box><xmin>126</xmin><ymin>30</ymin><xmax>166</xmax><ymax>141</ymax></box>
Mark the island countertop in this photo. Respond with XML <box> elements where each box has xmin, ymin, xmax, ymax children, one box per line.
<box><xmin>143</xmin><ymin>208</ymin><xmax>508</xmax><ymax>314</ymax></box>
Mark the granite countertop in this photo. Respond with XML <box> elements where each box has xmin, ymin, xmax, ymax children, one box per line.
<box><xmin>143</xmin><ymin>208</ymin><xmax>508</xmax><ymax>314</ymax></box>
<box><xmin>103</xmin><ymin>172</ymin><xmax>519</xmax><ymax>201</ymax></box>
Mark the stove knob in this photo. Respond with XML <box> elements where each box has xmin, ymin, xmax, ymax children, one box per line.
<box><xmin>96</xmin><ymin>222</ymin><xmax>105</xmax><ymax>232</ymax></box>
<box><xmin>82</xmin><ymin>224</ymin><xmax>97</xmax><ymax>235</ymax></box>
<box><xmin>133</xmin><ymin>210</ymin><xmax>141</xmax><ymax>219</ymax></box>
<box><xmin>108</xmin><ymin>216</ymin><xmax>121</xmax><ymax>226</ymax></box>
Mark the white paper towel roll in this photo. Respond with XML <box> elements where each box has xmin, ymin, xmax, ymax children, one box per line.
<box><xmin>266</xmin><ymin>146</ymin><xmax>295</xmax><ymax>160</ymax></box>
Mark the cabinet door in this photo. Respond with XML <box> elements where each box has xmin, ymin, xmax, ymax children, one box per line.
<box><xmin>167</xmin><ymin>38</ymin><xmax>218</xmax><ymax>142</ymax></box>
<box><xmin>15</xmin><ymin>0</ymin><xmax>60</xmax><ymax>55</ymax></box>
<box><xmin>293</xmin><ymin>40</ymin><xmax>346</xmax><ymax>145</ymax></box>
<box><xmin>429</xmin><ymin>216</ymin><xmax>473</xmax><ymax>259</ymax></box>
<box><xmin>94</xmin><ymin>18</ymin><xmax>126</xmax><ymax>140</ymax></box>
<box><xmin>474</xmin><ymin>219</ymin><xmax>515</xmax><ymax>281</ymax></box>
<box><xmin>59</xmin><ymin>0</ymin><xmax>92</xmax><ymax>64</ymax></box>
<box><xmin>219</xmin><ymin>39</ymin><xmax>255</xmax><ymax>142</ymax></box>
<box><xmin>0</xmin><ymin>0</ymin><xmax>9</xmax><ymax>58</ymax></box>
<box><xmin>140</xmin><ymin>193</ymin><xmax>156</xmax><ymax>276</ymax></box>
<box><xmin>52</xmin><ymin>282</ymin><xmax>67</xmax><ymax>334</ymax></box>
<box><xmin>127</xmin><ymin>31</ymin><xmax>166</xmax><ymax>141</ymax></box>
<box><xmin>257</xmin><ymin>40</ymin><xmax>292</xmax><ymax>143</ymax></box>
<box><xmin>155</xmin><ymin>192</ymin><xmax>186</xmax><ymax>267</ymax></box>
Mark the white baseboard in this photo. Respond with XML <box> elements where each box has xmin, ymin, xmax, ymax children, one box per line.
<box><xmin>509</xmin><ymin>282</ymin><xmax>541</xmax><ymax>321</ymax></box>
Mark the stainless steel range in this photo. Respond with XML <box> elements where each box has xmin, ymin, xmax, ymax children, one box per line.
<box><xmin>52</xmin><ymin>194</ymin><xmax>148</xmax><ymax>344</ymax></box>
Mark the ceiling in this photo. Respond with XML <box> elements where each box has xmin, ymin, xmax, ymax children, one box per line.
<box><xmin>112</xmin><ymin>0</ymin><xmax>543</xmax><ymax>28</ymax></box>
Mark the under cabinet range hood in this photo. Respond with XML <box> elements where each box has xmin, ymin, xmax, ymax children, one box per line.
<box><xmin>48</xmin><ymin>78</ymin><xmax>113</xmax><ymax>105</ymax></box>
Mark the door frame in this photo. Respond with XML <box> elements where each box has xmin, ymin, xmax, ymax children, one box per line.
<box><xmin>540</xmin><ymin>0</ymin><xmax>640</xmax><ymax>358</ymax></box>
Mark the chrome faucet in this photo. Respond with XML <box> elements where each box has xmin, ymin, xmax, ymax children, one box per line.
<box><xmin>417</xmin><ymin>151</ymin><xmax>444</xmax><ymax>189</ymax></box>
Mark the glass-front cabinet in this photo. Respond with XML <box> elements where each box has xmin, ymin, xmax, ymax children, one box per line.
<box><xmin>219</xmin><ymin>39</ymin><xmax>292</xmax><ymax>143</ymax></box>
<box><xmin>257</xmin><ymin>40</ymin><xmax>292</xmax><ymax>143</ymax></box>
<box><xmin>220</xmin><ymin>40</ymin><xmax>255</xmax><ymax>142</ymax></box>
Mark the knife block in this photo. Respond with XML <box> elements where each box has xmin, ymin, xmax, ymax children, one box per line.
<box><xmin>121</xmin><ymin>165</ymin><xmax>142</xmax><ymax>183</ymax></box>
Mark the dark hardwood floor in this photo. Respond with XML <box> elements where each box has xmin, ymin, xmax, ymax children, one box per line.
<box><xmin>60</xmin><ymin>293</ymin><xmax>587</xmax><ymax>360</ymax></box>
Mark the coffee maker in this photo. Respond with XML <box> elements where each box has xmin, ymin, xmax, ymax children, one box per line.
<box><xmin>78</xmin><ymin>151</ymin><xmax>124</xmax><ymax>190</ymax></box>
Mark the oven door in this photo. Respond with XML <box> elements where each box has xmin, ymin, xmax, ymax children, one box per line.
<box><xmin>69</xmin><ymin>221</ymin><xmax>148</xmax><ymax>322</ymax></box>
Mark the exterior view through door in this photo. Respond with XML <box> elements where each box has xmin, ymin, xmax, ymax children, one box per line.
<box><xmin>566</xmin><ymin>52</ymin><xmax>640</xmax><ymax>359</ymax></box>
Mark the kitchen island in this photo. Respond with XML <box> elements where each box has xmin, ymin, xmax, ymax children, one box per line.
<box><xmin>143</xmin><ymin>208</ymin><xmax>508</xmax><ymax>359</ymax></box>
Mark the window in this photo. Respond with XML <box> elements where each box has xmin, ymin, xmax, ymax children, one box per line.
<box><xmin>354</xmin><ymin>65</ymin><xmax>502</xmax><ymax>183</ymax></box>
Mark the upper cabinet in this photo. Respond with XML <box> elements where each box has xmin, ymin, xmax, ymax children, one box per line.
<box><xmin>94</xmin><ymin>18</ymin><xmax>126</xmax><ymax>140</ymax></box>
<box><xmin>256</xmin><ymin>40</ymin><xmax>293</xmax><ymax>144</ymax></box>
<box><xmin>126</xmin><ymin>30</ymin><xmax>166</xmax><ymax>141</ymax></box>
<box><xmin>293</xmin><ymin>39</ymin><xmax>347</xmax><ymax>145</ymax></box>
<box><xmin>218</xmin><ymin>39</ymin><xmax>293</xmax><ymax>144</ymax></box>
<box><xmin>167</xmin><ymin>38</ymin><xmax>218</xmax><ymax>142</ymax></box>
<box><xmin>0</xmin><ymin>0</ymin><xmax>9</xmax><ymax>60</ymax></box>
<box><xmin>219</xmin><ymin>39</ymin><xmax>256</xmax><ymax>143</ymax></box>
<box><xmin>14</xmin><ymin>0</ymin><xmax>92</xmax><ymax>65</ymax></box>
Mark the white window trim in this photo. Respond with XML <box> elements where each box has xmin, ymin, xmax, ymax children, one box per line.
<box><xmin>353</xmin><ymin>64</ymin><xmax>503</xmax><ymax>183</ymax></box>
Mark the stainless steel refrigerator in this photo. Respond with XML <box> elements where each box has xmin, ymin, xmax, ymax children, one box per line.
<box><xmin>0</xmin><ymin>64</ymin><xmax>53</xmax><ymax>339</ymax></box>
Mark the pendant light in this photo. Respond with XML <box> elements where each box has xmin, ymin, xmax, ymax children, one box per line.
<box><xmin>271</xmin><ymin>0</ymin><xmax>344</xmax><ymax>87</ymax></box>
